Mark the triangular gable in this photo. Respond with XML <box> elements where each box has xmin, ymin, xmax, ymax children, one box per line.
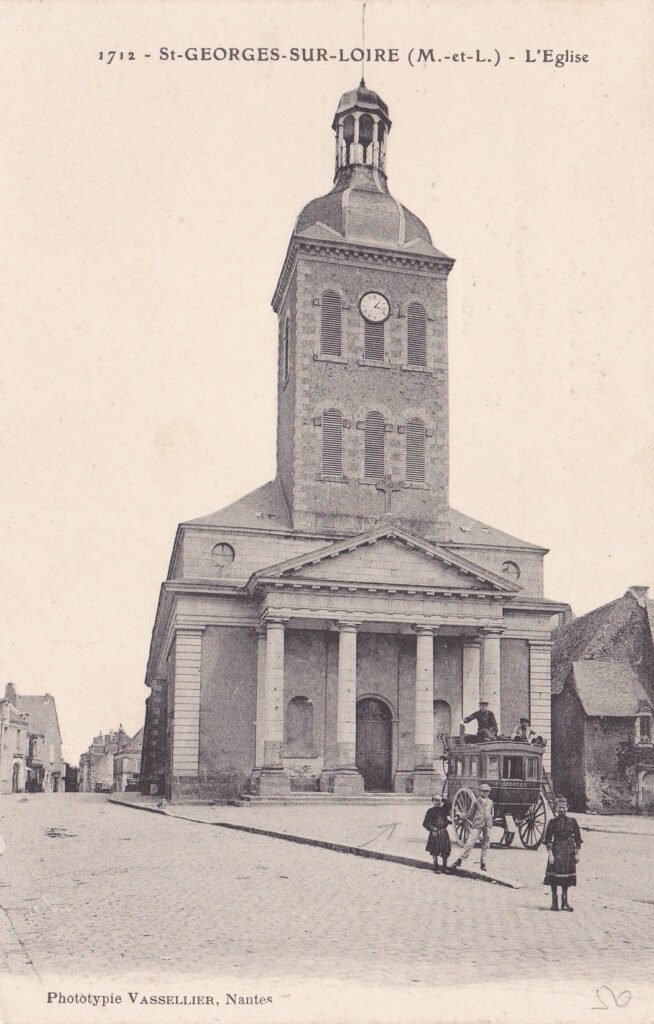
<box><xmin>249</xmin><ymin>524</ymin><xmax>520</xmax><ymax>593</ymax></box>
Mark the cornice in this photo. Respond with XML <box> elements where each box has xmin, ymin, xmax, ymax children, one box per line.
<box><xmin>272</xmin><ymin>234</ymin><xmax>455</xmax><ymax>313</ymax></box>
<box><xmin>251</xmin><ymin>575</ymin><xmax>510</xmax><ymax>601</ymax></box>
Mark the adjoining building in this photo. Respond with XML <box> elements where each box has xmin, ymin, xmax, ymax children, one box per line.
<box><xmin>0</xmin><ymin>683</ymin><xmax>64</xmax><ymax>794</ymax></box>
<box><xmin>140</xmin><ymin>83</ymin><xmax>566</xmax><ymax>803</ymax></box>
<box><xmin>552</xmin><ymin>587</ymin><xmax>654</xmax><ymax>813</ymax></box>
<box><xmin>113</xmin><ymin>727</ymin><xmax>143</xmax><ymax>792</ymax></box>
<box><xmin>78</xmin><ymin>727</ymin><xmax>129</xmax><ymax>793</ymax></box>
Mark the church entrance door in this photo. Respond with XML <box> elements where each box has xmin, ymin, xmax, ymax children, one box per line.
<box><xmin>356</xmin><ymin>698</ymin><xmax>392</xmax><ymax>791</ymax></box>
<box><xmin>641</xmin><ymin>771</ymin><xmax>654</xmax><ymax>814</ymax></box>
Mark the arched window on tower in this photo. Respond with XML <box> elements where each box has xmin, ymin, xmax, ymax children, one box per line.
<box><xmin>364</xmin><ymin>320</ymin><xmax>385</xmax><ymax>361</ymax></box>
<box><xmin>343</xmin><ymin>115</ymin><xmax>355</xmax><ymax>165</ymax></box>
<box><xmin>364</xmin><ymin>412</ymin><xmax>385</xmax><ymax>479</ymax></box>
<box><xmin>321</xmin><ymin>290</ymin><xmax>342</xmax><ymax>356</ymax></box>
<box><xmin>322</xmin><ymin>409</ymin><xmax>343</xmax><ymax>476</ymax></box>
<box><xmin>406</xmin><ymin>418</ymin><xmax>426</xmax><ymax>483</ymax></box>
<box><xmin>407</xmin><ymin>301</ymin><xmax>427</xmax><ymax>366</ymax></box>
<box><xmin>359</xmin><ymin>113</ymin><xmax>374</xmax><ymax>162</ymax></box>
<box><xmin>286</xmin><ymin>696</ymin><xmax>314</xmax><ymax>756</ymax></box>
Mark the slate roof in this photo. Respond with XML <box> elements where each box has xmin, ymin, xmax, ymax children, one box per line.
<box><xmin>183</xmin><ymin>478</ymin><xmax>541</xmax><ymax>551</ymax></box>
<box><xmin>186</xmin><ymin>480</ymin><xmax>292</xmax><ymax>530</ymax></box>
<box><xmin>552</xmin><ymin>591</ymin><xmax>650</xmax><ymax>695</ymax></box>
<box><xmin>571</xmin><ymin>661</ymin><xmax>651</xmax><ymax>718</ymax></box>
<box><xmin>117</xmin><ymin>727</ymin><xmax>143</xmax><ymax>757</ymax></box>
<box><xmin>15</xmin><ymin>695</ymin><xmax>61</xmax><ymax>741</ymax></box>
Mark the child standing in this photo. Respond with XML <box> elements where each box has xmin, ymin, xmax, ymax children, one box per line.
<box><xmin>423</xmin><ymin>795</ymin><xmax>452</xmax><ymax>873</ymax></box>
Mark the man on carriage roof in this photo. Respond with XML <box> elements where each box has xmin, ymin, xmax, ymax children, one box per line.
<box><xmin>463</xmin><ymin>701</ymin><xmax>498</xmax><ymax>741</ymax></box>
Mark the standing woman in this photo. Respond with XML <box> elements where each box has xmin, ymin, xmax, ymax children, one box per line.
<box><xmin>423</xmin><ymin>795</ymin><xmax>452</xmax><ymax>873</ymax></box>
<box><xmin>544</xmin><ymin>796</ymin><xmax>582</xmax><ymax>911</ymax></box>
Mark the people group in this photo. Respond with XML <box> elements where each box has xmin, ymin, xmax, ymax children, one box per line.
<box><xmin>422</xmin><ymin>705</ymin><xmax>581</xmax><ymax>909</ymax></box>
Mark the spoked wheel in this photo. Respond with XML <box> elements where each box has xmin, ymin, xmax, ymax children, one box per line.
<box><xmin>451</xmin><ymin>787</ymin><xmax>475</xmax><ymax>844</ymax></box>
<box><xmin>517</xmin><ymin>794</ymin><xmax>547</xmax><ymax>849</ymax></box>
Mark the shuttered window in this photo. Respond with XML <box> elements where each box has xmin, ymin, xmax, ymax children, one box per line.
<box><xmin>321</xmin><ymin>291</ymin><xmax>342</xmax><ymax>356</ymax></box>
<box><xmin>322</xmin><ymin>409</ymin><xmax>343</xmax><ymax>476</ymax></box>
<box><xmin>364</xmin><ymin>320</ymin><xmax>385</xmax><ymax>361</ymax></box>
<box><xmin>407</xmin><ymin>301</ymin><xmax>427</xmax><ymax>366</ymax></box>
<box><xmin>406</xmin><ymin>418</ymin><xmax>426</xmax><ymax>482</ymax></box>
<box><xmin>364</xmin><ymin>412</ymin><xmax>385</xmax><ymax>479</ymax></box>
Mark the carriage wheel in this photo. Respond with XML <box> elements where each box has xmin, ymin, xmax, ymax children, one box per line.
<box><xmin>501</xmin><ymin>830</ymin><xmax>515</xmax><ymax>847</ymax></box>
<box><xmin>517</xmin><ymin>794</ymin><xmax>547</xmax><ymax>849</ymax></box>
<box><xmin>451</xmin><ymin>787</ymin><xmax>475</xmax><ymax>844</ymax></box>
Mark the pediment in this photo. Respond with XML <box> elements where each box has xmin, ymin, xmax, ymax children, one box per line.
<box><xmin>250</xmin><ymin>525</ymin><xmax>520</xmax><ymax>594</ymax></box>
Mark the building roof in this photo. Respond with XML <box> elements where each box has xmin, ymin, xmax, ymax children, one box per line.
<box><xmin>552</xmin><ymin>590</ymin><xmax>651</xmax><ymax>694</ymax></box>
<box><xmin>571</xmin><ymin>660</ymin><xmax>652</xmax><ymax>718</ymax></box>
<box><xmin>183</xmin><ymin>479</ymin><xmax>542</xmax><ymax>553</ymax></box>
<box><xmin>185</xmin><ymin>479</ymin><xmax>292</xmax><ymax>530</ymax></box>
<box><xmin>117</xmin><ymin>727</ymin><xmax>143</xmax><ymax>757</ymax></box>
<box><xmin>15</xmin><ymin>694</ymin><xmax>61</xmax><ymax>741</ymax></box>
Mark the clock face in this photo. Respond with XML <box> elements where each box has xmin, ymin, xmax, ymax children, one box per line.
<box><xmin>359</xmin><ymin>291</ymin><xmax>390</xmax><ymax>324</ymax></box>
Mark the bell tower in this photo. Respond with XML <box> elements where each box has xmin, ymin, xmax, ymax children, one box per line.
<box><xmin>272</xmin><ymin>84</ymin><xmax>455</xmax><ymax>539</ymax></box>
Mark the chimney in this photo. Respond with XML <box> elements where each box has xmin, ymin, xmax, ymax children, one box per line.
<box><xmin>627</xmin><ymin>586</ymin><xmax>650</xmax><ymax>607</ymax></box>
<box><xmin>5</xmin><ymin>683</ymin><xmax>17</xmax><ymax>705</ymax></box>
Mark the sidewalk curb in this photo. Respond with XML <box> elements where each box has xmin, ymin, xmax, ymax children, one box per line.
<box><xmin>108</xmin><ymin>796</ymin><xmax>521</xmax><ymax>889</ymax></box>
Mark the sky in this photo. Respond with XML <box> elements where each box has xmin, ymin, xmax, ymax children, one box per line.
<box><xmin>2</xmin><ymin>0</ymin><xmax>653</xmax><ymax>763</ymax></box>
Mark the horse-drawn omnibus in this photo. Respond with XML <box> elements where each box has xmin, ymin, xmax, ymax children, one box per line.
<box><xmin>442</xmin><ymin>733</ymin><xmax>554</xmax><ymax>849</ymax></box>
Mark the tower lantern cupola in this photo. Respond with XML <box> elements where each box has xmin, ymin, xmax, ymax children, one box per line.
<box><xmin>332</xmin><ymin>80</ymin><xmax>391</xmax><ymax>183</ymax></box>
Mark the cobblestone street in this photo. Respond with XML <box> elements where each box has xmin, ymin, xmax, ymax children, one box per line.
<box><xmin>1</xmin><ymin>795</ymin><xmax>653</xmax><ymax>1024</ymax></box>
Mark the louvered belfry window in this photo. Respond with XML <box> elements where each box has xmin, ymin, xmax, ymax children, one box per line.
<box><xmin>407</xmin><ymin>301</ymin><xmax>427</xmax><ymax>366</ymax></box>
<box><xmin>321</xmin><ymin>291</ymin><xmax>342</xmax><ymax>356</ymax></box>
<box><xmin>322</xmin><ymin>409</ymin><xmax>343</xmax><ymax>476</ymax></box>
<box><xmin>364</xmin><ymin>320</ymin><xmax>385</xmax><ymax>361</ymax></box>
<box><xmin>406</xmin><ymin>418</ymin><xmax>426</xmax><ymax>483</ymax></box>
<box><xmin>364</xmin><ymin>412</ymin><xmax>385</xmax><ymax>479</ymax></box>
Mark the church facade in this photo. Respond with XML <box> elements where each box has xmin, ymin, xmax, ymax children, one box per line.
<box><xmin>140</xmin><ymin>84</ymin><xmax>564</xmax><ymax>801</ymax></box>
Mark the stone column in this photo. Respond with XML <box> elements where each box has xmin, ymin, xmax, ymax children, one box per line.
<box><xmin>333</xmin><ymin>622</ymin><xmax>364</xmax><ymax>795</ymax></box>
<box><xmin>254</xmin><ymin>628</ymin><xmax>266</xmax><ymax>768</ymax></box>
<box><xmin>482</xmin><ymin>628</ymin><xmax>503</xmax><ymax>731</ymax></box>
<box><xmin>462</xmin><ymin>640</ymin><xmax>482</xmax><ymax>729</ymax></box>
<box><xmin>260</xmin><ymin>619</ymin><xmax>290</xmax><ymax>795</ymax></box>
<box><xmin>529</xmin><ymin>640</ymin><xmax>552</xmax><ymax>772</ymax></box>
<box><xmin>413</xmin><ymin>626</ymin><xmax>439</xmax><ymax>796</ymax></box>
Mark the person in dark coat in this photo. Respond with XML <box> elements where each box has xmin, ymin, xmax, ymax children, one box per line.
<box><xmin>423</xmin><ymin>795</ymin><xmax>452</xmax><ymax>872</ymax></box>
<box><xmin>463</xmin><ymin>701</ymin><xmax>498</xmax><ymax>741</ymax></box>
<box><xmin>543</xmin><ymin>796</ymin><xmax>582</xmax><ymax>911</ymax></box>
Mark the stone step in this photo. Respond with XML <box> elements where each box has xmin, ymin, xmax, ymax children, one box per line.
<box><xmin>243</xmin><ymin>793</ymin><xmax>429</xmax><ymax>805</ymax></box>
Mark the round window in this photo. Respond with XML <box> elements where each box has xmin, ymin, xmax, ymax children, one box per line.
<box><xmin>501</xmin><ymin>560</ymin><xmax>520</xmax><ymax>580</ymax></box>
<box><xmin>212</xmin><ymin>543</ymin><xmax>235</xmax><ymax>568</ymax></box>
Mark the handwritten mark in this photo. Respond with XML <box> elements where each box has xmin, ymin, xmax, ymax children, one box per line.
<box><xmin>358</xmin><ymin>822</ymin><xmax>399</xmax><ymax>849</ymax></box>
<box><xmin>592</xmin><ymin>987</ymin><xmax>631</xmax><ymax>1010</ymax></box>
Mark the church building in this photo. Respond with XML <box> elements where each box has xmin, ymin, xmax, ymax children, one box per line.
<box><xmin>140</xmin><ymin>83</ymin><xmax>564</xmax><ymax>801</ymax></box>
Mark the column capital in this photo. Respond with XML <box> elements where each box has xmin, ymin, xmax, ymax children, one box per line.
<box><xmin>412</xmin><ymin>623</ymin><xmax>438</xmax><ymax>636</ymax></box>
<box><xmin>336</xmin><ymin>620</ymin><xmax>361</xmax><ymax>633</ymax></box>
<box><xmin>481</xmin><ymin>626</ymin><xmax>505</xmax><ymax>638</ymax></box>
<box><xmin>462</xmin><ymin>637</ymin><xmax>482</xmax><ymax>648</ymax></box>
<box><xmin>260</xmin><ymin>614</ymin><xmax>289</xmax><ymax>629</ymax></box>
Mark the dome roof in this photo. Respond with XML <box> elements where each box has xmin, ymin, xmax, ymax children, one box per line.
<box><xmin>295</xmin><ymin>167</ymin><xmax>434</xmax><ymax>249</ymax></box>
<box><xmin>332</xmin><ymin>84</ymin><xmax>390</xmax><ymax>124</ymax></box>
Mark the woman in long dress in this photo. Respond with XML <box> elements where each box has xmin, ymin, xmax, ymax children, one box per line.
<box><xmin>544</xmin><ymin>796</ymin><xmax>582</xmax><ymax>911</ymax></box>
<box><xmin>423</xmin><ymin>795</ymin><xmax>452</xmax><ymax>873</ymax></box>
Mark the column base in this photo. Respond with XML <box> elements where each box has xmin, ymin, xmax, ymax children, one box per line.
<box><xmin>412</xmin><ymin>769</ymin><xmax>443</xmax><ymax>798</ymax></box>
<box><xmin>320</xmin><ymin>768</ymin><xmax>364</xmax><ymax>796</ymax></box>
<box><xmin>258</xmin><ymin>767</ymin><xmax>291</xmax><ymax>796</ymax></box>
<box><xmin>393</xmin><ymin>769</ymin><xmax>414</xmax><ymax>794</ymax></box>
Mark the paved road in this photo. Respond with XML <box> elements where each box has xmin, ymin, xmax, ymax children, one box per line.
<box><xmin>0</xmin><ymin>795</ymin><xmax>652</xmax><ymax>1024</ymax></box>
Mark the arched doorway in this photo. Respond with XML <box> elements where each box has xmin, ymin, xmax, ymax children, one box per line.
<box><xmin>11</xmin><ymin>762</ymin><xmax>20</xmax><ymax>793</ymax></box>
<box><xmin>356</xmin><ymin>698</ymin><xmax>392</xmax><ymax>791</ymax></box>
<box><xmin>433</xmin><ymin>700</ymin><xmax>452</xmax><ymax>760</ymax></box>
<box><xmin>641</xmin><ymin>771</ymin><xmax>654</xmax><ymax>815</ymax></box>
